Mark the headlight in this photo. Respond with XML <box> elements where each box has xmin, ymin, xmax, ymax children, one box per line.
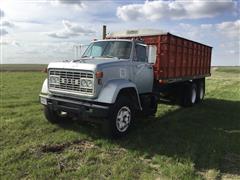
<box><xmin>80</xmin><ymin>79</ymin><xmax>93</xmax><ymax>88</ymax></box>
<box><xmin>87</xmin><ymin>79</ymin><xmax>93</xmax><ymax>88</ymax></box>
<box><xmin>49</xmin><ymin>75</ymin><xmax>60</xmax><ymax>85</ymax></box>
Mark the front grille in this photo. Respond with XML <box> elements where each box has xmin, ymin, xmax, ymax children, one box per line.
<box><xmin>48</xmin><ymin>69</ymin><xmax>94</xmax><ymax>96</ymax></box>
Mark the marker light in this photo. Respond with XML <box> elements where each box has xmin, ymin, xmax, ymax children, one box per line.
<box><xmin>96</xmin><ymin>71</ymin><xmax>103</xmax><ymax>78</ymax></box>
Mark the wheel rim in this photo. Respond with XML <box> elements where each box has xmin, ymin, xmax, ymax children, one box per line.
<box><xmin>116</xmin><ymin>106</ymin><xmax>131</xmax><ymax>132</ymax></box>
<box><xmin>199</xmin><ymin>85</ymin><xmax>204</xmax><ymax>99</ymax></box>
<box><xmin>191</xmin><ymin>87</ymin><xmax>197</xmax><ymax>104</ymax></box>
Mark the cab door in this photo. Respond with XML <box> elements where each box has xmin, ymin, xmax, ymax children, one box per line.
<box><xmin>132</xmin><ymin>43</ymin><xmax>154</xmax><ymax>94</ymax></box>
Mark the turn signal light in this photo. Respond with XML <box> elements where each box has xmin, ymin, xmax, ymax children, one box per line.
<box><xmin>96</xmin><ymin>71</ymin><xmax>103</xmax><ymax>78</ymax></box>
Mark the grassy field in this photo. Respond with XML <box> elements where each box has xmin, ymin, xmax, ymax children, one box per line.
<box><xmin>0</xmin><ymin>64</ymin><xmax>47</xmax><ymax>72</ymax></box>
<box><xmin>0</xmin><ymin>67</ymin><xmax>240</xmax><ymax>179</ymax></box>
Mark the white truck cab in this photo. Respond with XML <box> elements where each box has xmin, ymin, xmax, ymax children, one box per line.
<box><xmin>40</xmin><ymin>38</ymin><xmax>157</xmax><ymax>138</ymax></box>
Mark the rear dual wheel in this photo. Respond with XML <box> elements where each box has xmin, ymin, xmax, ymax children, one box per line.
<box><xmin>181</xmin><ymin>79</ymin><xmax>205</xmax><ymax>107</ymax></box>
<box><xmin>190</xmin><ymin>84</ymin><xmax>197</xmax><ymax>104</ymax></box>
<box><xmin>196</xmin><ymin>79</ymin><xmax>205</xmax><ymax>103</ymax></box>
<box><xmin>141</xmin><ymin>94</ymin><xmax>158</xmax><ymax>117</ymax></box>
<box><xmin>183</xmin><ymin>83</ymin><xmax>197</xmax><ymax>107</ymax></box>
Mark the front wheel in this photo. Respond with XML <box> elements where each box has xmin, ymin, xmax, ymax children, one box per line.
<box><xmin>103</xmin><ymin>96</ymin><xmax>134</xmax><ymax>138</ymax></box>
<box><xmin>43</xmin><ymin>106</ymin><xmax>69</xmax><ymax>123</ymax></box>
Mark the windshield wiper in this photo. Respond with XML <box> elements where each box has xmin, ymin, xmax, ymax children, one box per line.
<box><xmin>101</xmin><ymin>55</ymin><xmax>119</xmax><ymax>59</ymax></box>
<box><xmin>72</xmin><ymin>59</ymin><xmax>85</xmax><ymax>63</ymax></box>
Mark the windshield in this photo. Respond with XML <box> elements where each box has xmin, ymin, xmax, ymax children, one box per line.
<box><xmin>82</xmin><ymin>41</ymin><xmax>132</xmax><ymax>59</ymax></box>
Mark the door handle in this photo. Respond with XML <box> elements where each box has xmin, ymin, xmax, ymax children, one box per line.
<box><xmin>136</xmin><ymin>64</ymin><xmax>152</xmax><ymax>69</ymax></box>
<box><xmin>145</xmin><ymin>64</ymin><xmax>152</xmax><ymax>69</ymax></box>
<box><xmin>136</xmin><ymin>64</ymin><xmax>144</xmax><ymax>68</ymax></box>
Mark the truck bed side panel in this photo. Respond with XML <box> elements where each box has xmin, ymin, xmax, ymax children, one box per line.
<box><xmin>143</xmin><ymin>34</ymin><xmax>212</xmax><ymax>81</ymax></box>
<box><xmin>109</xmin><ymin>33</ymin><xmax>212</xmax><ymax>81</ymax></box>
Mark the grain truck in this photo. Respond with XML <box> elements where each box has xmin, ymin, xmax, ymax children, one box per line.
<box><xmin>39</xmin><ymin>29</ymin><xmax>212</xmax><ymax>138</ymax></box>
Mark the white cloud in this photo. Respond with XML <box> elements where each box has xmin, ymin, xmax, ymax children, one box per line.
<box><xmin>0</xmin><ymin>28</ymin><xmax>8</xmax><ymax>36</ymax></box>
<box><xmin>2</xmin><ymin>41</ymin><xmax>80</xmax><ymax>64</ymax></box>
<box><xmin>192</xmin><ymin>20</ymin><xmax>240</xmax><ymax>39</ymax></box>
<box><xmin>227</xmin><ymin>50</ymin><xmax>237</xmax><ymax>54</ymax></box>
<box><xmin>46</xmin><ymin>20</ymin><xmax>95</xmax><ymax>39</ymax></box>
<box><xmin>0</xmin><ymin>41</ymin><xmax>9</xmax><ymax>46</ymax></box>
<box><xmin>117</xmin><ymin>0</ymin><xmax>236</xmax><ymax>21</ymax></box>
<box><xmin>11</xmin><ymin>41</ymin><xmax>21</xmax><ymax>47</ymax></box>
<box><xmin>56</xmin><ymin>0</ymin><xmax>83</xmax><ymax>5</ymax></box>
<box><xmin>0</xmin><ymin>9</ymin><xmax>4</xmax><ymax>18</ymax></box>
<box><xmin>0</xmin><ymin>20</ymin><xmax>15</xmax><ymax>28</ymax></box>
<box><xmin>175</xmin><ymin>23</ymin><xmax>208</xmax><ymax>42</ymax></box>
<box><xmin>0</xmin><ymin>40</ymin><xmax>20</xmax><ymax>47</ymax></box>
<box><xmin>175</xmin><ymin>19</ymin><xmax>240</xmax><ymax>41</ymax></box>
<box><xmin>200</xmin><ymin>24</ymin><xmax>213</xmax><ymax>30</ymax></box>
<box><xmin>51</xmin><ymin>0</ymin><xmax>86</xmax><ymax>9</ymax></box>
<box><xmin>216</xmin><ymin>20</ymin><xmax>240</xmax><ymax>38</ymax></box>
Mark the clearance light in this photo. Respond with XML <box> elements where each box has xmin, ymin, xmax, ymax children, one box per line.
<box><xmin>159</xmin><ymin>79</ymin><xmax>166</xmax><ymax>84</ymax></box>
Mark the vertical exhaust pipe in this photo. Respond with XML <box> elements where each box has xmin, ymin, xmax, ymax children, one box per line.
<box><xmin>102</xmin><ymin>25</ymin><xmax>106</xmax><ymax>39</ymax></box>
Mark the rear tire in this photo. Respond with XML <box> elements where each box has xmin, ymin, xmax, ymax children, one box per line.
<box><xmin>102</xmin><ymin>96</ymin><xmax>135</xmax><ymax>138</ymax></box>
<box><xmin>181</xmin><ymin>82</ymin><xmax>197</xmax><ymax>107</ymax></box>
<box><xmin>141</xmin><ymin>94</ymin><xmax>158</xmax><ymax>117</ymax></box>
<box><xmin>196</xmin><ymin>79</ymin><xmax>205</xmax><ymax>103</ymax></box>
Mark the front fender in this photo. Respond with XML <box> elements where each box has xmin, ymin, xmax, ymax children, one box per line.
<box><xmin>40</xmin><ymin>78</ymin><xmax>49</xmax><ymax>95</ymax></box>
<box><xmin>96</xmin><ymin>79</ymin><xmax>141</xmax><ymax>107</ymax></box>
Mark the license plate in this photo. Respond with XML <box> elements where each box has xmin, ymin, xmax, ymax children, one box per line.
<box><xmin>40</xmin><ymin>97</ymin><xmax>47</xmax><ymax>105</ymax></box>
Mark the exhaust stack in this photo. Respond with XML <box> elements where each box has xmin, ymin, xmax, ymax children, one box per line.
<box><xmin>102</xmin><ymin>25</ymin><xmax>106</xmax><ymax>39</ymax></box>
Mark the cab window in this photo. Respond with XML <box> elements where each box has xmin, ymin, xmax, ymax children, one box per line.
<box><xmin>82</xmin><ymin>41</ymin><xmax>132</xmax><ymax>59</ymax></box>
<box><xmin>135</xmin><ymin>44</ymin><xmax>147</xmax><ymax>62</ymax></box>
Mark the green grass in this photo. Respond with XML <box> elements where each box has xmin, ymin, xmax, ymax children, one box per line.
<box><xmin>214</xmin><ymin>66</ymin><xmax>240</xmax><ymax>74</ymax></box>
<box><xmin>1</xmin><ymin>67</ymin><xmax>240</xmax><ymax>179</ymax></box>
<box><xmin>0</xmin><ymin>64</ymin><xmax>47</xmax><ymax>72</ymax></box>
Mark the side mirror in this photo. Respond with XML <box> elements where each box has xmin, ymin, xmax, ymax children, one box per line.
<box><xmin>147</xmin><ymin>45</ymin><xmax>157</xmax><ymax>64</ymax></box>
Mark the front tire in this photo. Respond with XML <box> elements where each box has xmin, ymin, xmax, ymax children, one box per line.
<box><xmin>43</xmin><ymin>106</ymin><xmax>68</xmax><ymax>123</ymax></box>
<box><xmin>103</xmin><ymin>96</ymin><xmax>134</xmax><ymax>138</ymax></box>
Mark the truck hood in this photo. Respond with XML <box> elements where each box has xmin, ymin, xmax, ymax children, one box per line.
<box><xmin>48</xmin><ymin>58</ymin><xmax>124</xmax><ymax>71</ymax></box>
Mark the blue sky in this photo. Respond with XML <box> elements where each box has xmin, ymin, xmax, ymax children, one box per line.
<box><xmin>0</xmin><ymin>0</ymin><xmax>239</xmax><ymax>65</ymax></box>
